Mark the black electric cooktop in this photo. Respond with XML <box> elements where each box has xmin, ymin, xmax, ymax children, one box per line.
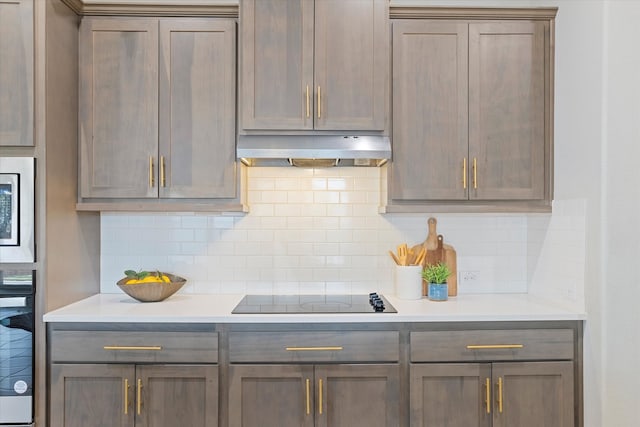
<box><xmin>231</xmin><ymin>293</ymin><xmax>397</xmax><ymax>314</ymax></box>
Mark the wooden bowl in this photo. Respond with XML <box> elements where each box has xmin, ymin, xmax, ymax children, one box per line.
<box><xmin>116</xmin><ymin>273</ymin><xmax>186</xmax><ymax>302</ymax></box>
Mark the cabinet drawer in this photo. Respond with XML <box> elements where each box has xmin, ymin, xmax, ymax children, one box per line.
<box><xmin>50</xmin><ymin>330</ymin><xmax>218</xmax><ymax>363</ymax></box>
<box><xmin>411</xmin><ymin>329</ymin><xmax>574</xmax><ymax>362</ymax></box>
<box><xmin>229</xmin><ymin>331</ymin><xmax>399</xmax><ymax>363</ymax></box>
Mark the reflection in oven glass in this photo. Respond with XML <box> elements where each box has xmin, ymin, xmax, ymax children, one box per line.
<box><xmin>0</xmin><ymin>307</ymin><xmax>32</xmax><ymax>397</ymax></box>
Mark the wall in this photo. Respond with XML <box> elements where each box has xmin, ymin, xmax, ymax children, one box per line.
<box><xmin>603</xmin><ymin>1</ymin><xmax>640</xmax><ymax>424</ymax></box>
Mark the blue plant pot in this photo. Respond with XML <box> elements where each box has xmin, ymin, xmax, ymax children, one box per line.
<box><xmin>427</xmin><ymin>283</ymin><xmax>448</xmax><ymax>301</ymax></box>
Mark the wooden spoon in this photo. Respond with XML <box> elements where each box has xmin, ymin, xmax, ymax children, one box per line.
<box><xmin>388</xmin><ymin>250</ymin><xmax>400</xmax><ymax>265</ymax></box>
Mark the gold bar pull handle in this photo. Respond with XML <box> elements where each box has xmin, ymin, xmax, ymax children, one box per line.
<box><xmin>473</xmin><ymin>157</ymin><xmax>477</xmax><ymax>189</ymax></box>
<box><xmin>160</xmin><ymin>156</ymin><xmax>166</xmax><ymax>187</ymax></box>
<box><xmin>305</xmin><ymin>379</ymin><xmax>311</xmax><ymax>415</ymax></box>
<box><xmin>286</xmin><ymin>346</ymin><xmax>343</xmax><ymax>351</ymax></box>
<box><xmin>485</xmin><ymin>378</ymin><xmax>491</xmax><ymax>414</ymax></box>
<box><xmin>497</xmin><ymin>377</ymin><xmax>503</xmax><ymax>413</ymax></box>
<box><xmin>318</xmin><ymin>378</ymin><xmax>323</xmax><ymax>415</ymax></box>
<box><xmin>317</xmin><ymin>86</ymin><xmax>321</xmax><ymax>119</ymax></box>
<box><xmin>137</xmin><ymin>378</ymin><xmax>143</xmax><ymax>415</ymax></box>
<box><xmin>149</xmin><ymin>157</ymin><xmax>154</xmax><ymax>188</ymax></box>
<box><xmin>104</xmin><ymin>346</ymin><xmax>163</xmax><ymax>351</ymax></box>
<box><xmin>124</xmin><ymin>378</ymin><xmax>130</xmax><ymax>415</ymax></box>
<box><xmin>306</xmin><ymin>85</ymin><xmax>310</xmax><ymax>118</ymax></box>
<box><xmin>463</xmin><ymin>158</ymin><xmax>467</xmax><ymax>189</ymax></box>
<box><xmin>466</xmin><ymin>344</ymin><xmax>524</xmax><ymax>350</ymax></box>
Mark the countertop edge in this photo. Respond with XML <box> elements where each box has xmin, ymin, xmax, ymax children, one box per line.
<box><xmin>42</xmin><ymin>293</ymin><xmax>587</xmax><ymax>324</ymax></box>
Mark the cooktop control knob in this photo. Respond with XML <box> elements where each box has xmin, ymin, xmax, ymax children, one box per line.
<box><xmin>372</xmin><ymin>299</ymin><xmax>385</xmax><ymax>312</ymax></box>
<box><xmin>368</xmin><ymin>293</ymin><xmax>385</xmax><ymax>312</ymax></box>
<box><xmin>368</xmin><ymin>292</ymin><xmax>379</xmax><ymax>305</ymax></box>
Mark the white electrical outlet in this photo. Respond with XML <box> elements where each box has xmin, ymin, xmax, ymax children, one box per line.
<box><xmin>460</xmin><ymin>271</ymin><xmax>479</xmax><ymax>285</ymax></box>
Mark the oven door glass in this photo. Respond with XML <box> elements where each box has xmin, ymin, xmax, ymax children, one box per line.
<box><xmin>0</xmin><ymin>174</ymin><xmax>19</xmax><ymax>246</ymax></box>
<box><xmin>0</xmin><ymin>271</ymin><xmax>34</xmax><ymax>424</ymax></box>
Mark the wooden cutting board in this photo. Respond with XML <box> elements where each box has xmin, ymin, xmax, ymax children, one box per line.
<box><xmin>417</xmin><ymin>218</ymin><xmax>458</xmax><ymax>297</ymax></box>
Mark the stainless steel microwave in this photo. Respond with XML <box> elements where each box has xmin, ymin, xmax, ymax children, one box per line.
<box><xmin>0</xmin><ymin>158</ymin><xmax>35</xmax><ymax>263</ymax></box>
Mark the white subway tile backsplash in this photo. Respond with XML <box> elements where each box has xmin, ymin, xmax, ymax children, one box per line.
<box><xmin>208</xmin><ymin>216</ymin><xmax>235</xmax><ymax>229</ymax></box>
<box><xmin>311</xmin><ymin>177</ymin><xmax>328</xmax><ymax>190</ymax></box>
<box><xmin>314</xmin><ymin>191</ymin><xmax>340</xmax><ymax>204</ymax></box>
<box><xmin>100</xmin><ymin>168</ymin><xmax>581</xmax><ymax>298</ymax></box>
<box><xmin>339</xmin><ymin>191</ymin><xmax>367</xmax><ymax>204</ymax></box>
<box><xmin>287</xmin><ymin>191</ymin><xmax>315</xmax><ymax>203</ymax></box>
<box><xmin>328</xmin><ymin>177</ymin><xmax>350</xmax><ymax>191</ymax></box>
<box><xmin>326</xmin><ymin>204</ymin><xmax>353</xmax><ymax>217</ymax></box>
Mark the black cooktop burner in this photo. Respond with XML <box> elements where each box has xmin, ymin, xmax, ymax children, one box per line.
<box><xmin>231</xmin><ymin>293</ymin><xmax>397</xmax><ymax>314</ymax></box>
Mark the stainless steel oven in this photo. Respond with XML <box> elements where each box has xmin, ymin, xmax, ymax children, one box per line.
<box><xmin>0</xmin><ymin>157</ymin><xmax>35</xmax><ymax>263</ymax></box>
<box><xmin>0</xmin><ymin>270</ymin><xmax>34</xmax><ymax>426</ymax></box>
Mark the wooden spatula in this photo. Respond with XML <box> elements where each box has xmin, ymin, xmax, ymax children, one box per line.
<box><xmin>397</xmin><ymin>243</ymin><xmax>408</xmax><ymax>266</ymax></box>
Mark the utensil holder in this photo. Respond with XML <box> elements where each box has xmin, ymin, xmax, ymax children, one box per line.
<box><xmin>394</xmin><ymin>265</ymin><xmax>423</xmax><ymax>300</ymax></box>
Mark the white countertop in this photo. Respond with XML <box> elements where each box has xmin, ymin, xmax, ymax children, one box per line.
<box><xmin>43</xmin><ymin>293</ymin><xmax>586</xmax><ymax>323</ymax></box>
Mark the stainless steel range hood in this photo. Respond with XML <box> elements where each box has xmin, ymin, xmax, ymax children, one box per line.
<box><xmin>237</xmin><ymin>135</ymin><xmax>391</xmax><ymax>167</ymax></box>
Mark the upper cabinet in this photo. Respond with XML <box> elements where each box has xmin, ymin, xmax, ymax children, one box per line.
<box><xmin>78</xmin><ymin>17</ymin><xmax>241</xmax><ymax>210</ymax></box>
<box><xmin>239</xmin><ymin>0</ymin><xmax>388</xmax><ymax>132</ymax></box>
<box><xmin>388</xmin><ymin>9</ymin><xmax>555</xmax><ymax>212</ymax></box>
<box><xmin>0</xmin><ymin>0</ymin><xmax>33</xmax><ymax>146</ymax></box>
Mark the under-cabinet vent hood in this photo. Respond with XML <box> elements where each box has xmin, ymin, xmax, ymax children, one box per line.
<box><xmin>237</xmin><ymin>135</ymin><xmax>391</xmax><ymax>167</ymax></box>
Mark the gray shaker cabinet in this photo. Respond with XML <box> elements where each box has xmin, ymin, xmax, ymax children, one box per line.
<box><xmin>48</xmin><ymin>326</ymin><xmax>219</xmax><ymax>427</ymax></box>
<box><xmin>46</xmin><ymin>321</ymin><xmax>581</xmax><ymax>427</ymax></box>
<box><xmin>410</xmin><ymin>362</ymin><xmax>574</xmax><ymax>427</ymax></box>
<box><xmin>228</xmin><ymin>364</ymin><xmax>399</xmax><ymax>427</ymax></box>
<box><xmin>227</xmin><ymin>330</ymin><xmax>400</xmax><ymax>427</ymax></box>
<box><xmin>389</xmin><ymin>14</ymin><xmax>553</xmax><ymax>212</ymax></box>
<box><xmin>239</xmin><ymin>0</ymin><xmax>387</xmax><ymax>131</ymax></box>
<box><xmin>79</xmin><ymin>17</ymin><xmax>237</xmax><ymax>201</ymax></box>
<box><xmin>0</xmin><ymin>0</ymin><xmax>33</xmax><ymax>146</ymax></box>
<box><xmin>409</xmin><ymin>328</ymin><xmax>575</xmax><ymax>427</ymax></box>
<box><xmin>50</xmin><ymin>364</ymin><xmax>218</xmax><ymax>427</ymax></box>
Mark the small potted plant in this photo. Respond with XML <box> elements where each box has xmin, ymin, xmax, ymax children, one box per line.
<box><xmin>422</xmin><ymin>262</ymin><xmax>452</xmax><ymax>301</ymax></box>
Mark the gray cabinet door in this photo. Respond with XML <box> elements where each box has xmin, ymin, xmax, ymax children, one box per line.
<box><xmin>492</xmin><ymin>361</ymin><xmax>574</xmax><ymax>427</ymax></box>
<box><xmin>240</xmin><ymin>0</ymin><xmax>386</xmax><ymax>131</ymax></box>
<box><xmin>240</xmin><ymin>0</ymin><xmax>314</xmax><ymax>130</ymax></box>
<box><xmin>410</xmin><ymin>363</ymin><xmax>491</xmax><ymax>427</ymax></box>
<box><xmin>316</xmin><ymin>364</ymin><xmax>400</xmax><ymax>427</ymax></box>
<box><xmin>50</xmin><ymin>364</ymin><xmax>136</xmax><ymax>427</ymax></box>
<box><xmin>79</xmin><ymin>18</ymin><xmax>159</xmax><ymax>199</ymax></box>
<box><xmin>410</xmin><ymin>362</ymin><xmax>574</xmax><ymax>427</ymax></box>
<box><xmin>0</xmin><ymin>0</ymin><xmax>33</xmax><ymax>146</ymax></box>
<box><xmin>390</xmin><ymin>20</ymin><xmax>469</xmax><ymax>201</ymax></box>
<box><xmin>159</xmin><ymin>19</ymin><xmax>237</xmax><ymax>199</ymax></box>
<box><xmin>50</xmin><ymin>364</ymin><xmax>217</xmax><ymax>427</ymax></box>
<box><xmin>314</xmin><ymin>0</ymin><xmax>387</xmax><ymax>130</ymax></box>
<box><xmin>228</xmin><ymin>364</ymin><xmax>399</xmax><ymax>427</ymax></box>
<box><xmin>228</xmin><ymin>364</ymin><xmax>315</xmax><ymax>427</ymax></box>
<box><xmin>469</xmin><ymin>21</ymin><xmax>546</xmax><ymax>201</ymax></box>
<box><xmin>136</xmin><ymin>365</ymin><xmax>218</xmax><ymax>427</ymax></box>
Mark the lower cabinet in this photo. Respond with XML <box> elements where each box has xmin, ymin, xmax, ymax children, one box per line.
<box><xmin>410</xmin><ymin>361</ymin><xmax>574</xmax><ymax>427</ymax></box>
<box><xmin>47</xmin><ymin>322</ymin><xmax>581</xmax><ymax>427</ymax></box>
<box><xmin>227</xmin><ymin>329</ymin><xmax>401</xmax><ymax>427</ymax></box>
<box><xmin>228</xmin><ymin>364</ymin><xmax>399</xmax><ymax>427</ymax></box>
<box><xmin>47</xmin><ymin>325</ymin><xmax>220</xmax><ymax>427</ymax></box>
<box><xmin>50</xmin><ymin>364</ymin><xmax>218</xmax><ymax>427</ymax></box>
<box><xmin>409</xmin><ymin>328</ymin><xmax>577</xmax><ymax>427</ymax></box>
